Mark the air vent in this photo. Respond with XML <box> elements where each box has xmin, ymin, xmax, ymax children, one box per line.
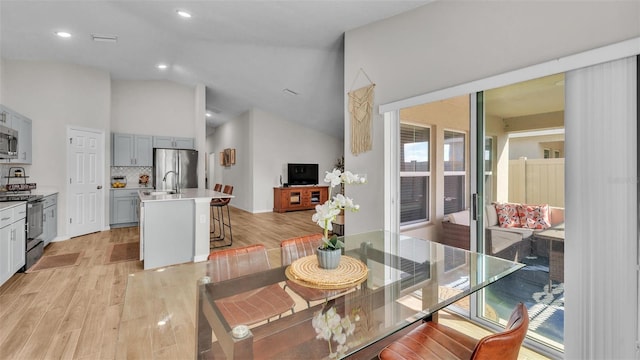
<box><xmin>91</xmin><ymin>34</ymin><xmax>118</xmax><ymax>43</ymax></box>
<box><xmin>282</xmin><ymin>88</ymin><xmax>299</xmax><ymax>96</ymax></box>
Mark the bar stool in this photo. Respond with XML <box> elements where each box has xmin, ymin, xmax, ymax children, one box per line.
<box><xmin>210</xmin><ymin>185</ymin><xmax>233</xmax><ymax>248</ymax></box>
<box><xmin>210</xmin><ymin>183</ymin><xmax>223</xmax><ymax>234</ymax></box>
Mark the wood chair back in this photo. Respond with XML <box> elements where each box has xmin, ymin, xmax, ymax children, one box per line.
<box><xmin>207</xmin><ymin>244</ymin><xmax>269</xmax><ymax>282</ymax></box>
<box><xmin>280</xmin><ymin>233</ymin><xmax>323</xmax><ymax>265</ymax></box>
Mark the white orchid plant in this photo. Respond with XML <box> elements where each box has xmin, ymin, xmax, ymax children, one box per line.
<box><xmin>312</xmin><ymin>305</ymin><xmax>361</xmax><ymax>358</ymax></box>
<box><xmin>312</xmin><ymin>168</ymin><xmax>366</xmax><ymax>250</ymax></box>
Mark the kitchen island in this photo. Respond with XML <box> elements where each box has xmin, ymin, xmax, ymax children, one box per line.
<box><xmin>138</xmin><ymin>188</ymin><xmax>232</xmax><ymax>270</ymax></box>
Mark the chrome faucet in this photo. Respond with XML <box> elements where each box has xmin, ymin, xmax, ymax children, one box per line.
<box><xmin>162</xmin><ymin>170</ymin><xmax>179</xmax><ymax>193</ymax></box>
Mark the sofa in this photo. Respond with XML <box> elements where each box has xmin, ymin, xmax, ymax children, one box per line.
<box><xmin>441</xmin><ymin>204</ymin><xmax>564</xmax><ymax>261</ymax></box>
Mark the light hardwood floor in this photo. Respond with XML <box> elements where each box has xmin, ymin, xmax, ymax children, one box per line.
<box><xmin>0</xmin><ymin>207</ymin><xmax>549</xmax><ymax>360</ymax></box>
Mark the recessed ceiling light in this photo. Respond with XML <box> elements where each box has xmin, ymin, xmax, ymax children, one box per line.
<box><xmin>55</xmin><ymin>31</ymin><xmax>71</xmax><ymax>38</ymax></box>
<box><xmin>157</xmin><ymin>64</ymin><xmax>168</xmax><ymax>70</ymax></box>
<box><xmin>205</xmin><ymin>112</ymin><xmax>212</xmax><ymax>117</ymax></box>
<box><xmin>176</xmin><ymin>10</ymin><xmax>192</xmax><ymax>18</ymax></box>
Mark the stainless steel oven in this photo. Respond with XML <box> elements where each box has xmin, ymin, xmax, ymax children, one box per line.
<box><xmin>26</xmin><ymin>197</ymin><xmax>44</xmax><ymax>259</ymax></box>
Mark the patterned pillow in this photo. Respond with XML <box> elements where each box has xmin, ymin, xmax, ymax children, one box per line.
<box><xmin>520</xmin><ymin>204</ymin><xmax>551</xmax><ymax>229</ymax></box>
<box><xmin>495</xmin><ymin>203</ymin><xmax>522</xmax><ymax>228</ymax></box>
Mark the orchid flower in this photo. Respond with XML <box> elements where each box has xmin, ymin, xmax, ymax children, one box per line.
<box><xmin>312</xmin><ymin>305</ymin><xmax>361</xmax><ymax>358</ymax></box>
<box><xmin>313</xmin><ymin>167</ymin><xmax>366</xmax><ymax>245</ymax></box>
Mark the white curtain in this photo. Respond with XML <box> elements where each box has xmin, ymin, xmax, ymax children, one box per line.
<box><xmin>565</xmin><ymin>56</ymin><xmax>638</xmax><ymax>359</ymax></box>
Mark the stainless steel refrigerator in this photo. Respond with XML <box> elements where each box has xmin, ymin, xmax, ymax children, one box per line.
<box><xmin>153</xmin><ymin>148</ymin><xmax>198</xmax><ymax>190</ymax></box>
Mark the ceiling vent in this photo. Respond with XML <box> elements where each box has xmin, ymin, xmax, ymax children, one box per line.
<box><xmin>282</xmin><ymin>88</ymin><xmax>299</xmax><ymax>96</ymax></box>
<box><xmin>91</xmin><ymin>34</ymin><xmax>118</xmax><ymax>43</ymax></box>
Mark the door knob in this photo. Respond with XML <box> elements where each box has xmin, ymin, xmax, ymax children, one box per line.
<box><xmin>97</xmin><ymin>185</ymin><xmax>103</xmax><ymax>189</ymax></box>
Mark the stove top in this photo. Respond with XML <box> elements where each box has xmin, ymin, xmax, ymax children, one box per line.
<box><xmin>0</xmin><ymin>194</ymin><xmax>43</xmax><ymax>202</ymax></box>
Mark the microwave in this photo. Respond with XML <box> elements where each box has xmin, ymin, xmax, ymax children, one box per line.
<box><xmin>0</xmin><ymin>125</ymin><xmax>18</xmax><ymax>159</ymax></box>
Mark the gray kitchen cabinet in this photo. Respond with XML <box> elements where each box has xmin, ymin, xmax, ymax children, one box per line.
<box><xmin>0</xmin><ymin>105</ymin><xmax>16</xmax><ymax>128</ymax></box>
<box><xmin>11</xmin><ymin>114</ymin><xmax>32</xmax><ymax>164</ymax></box>
<box><xmin>0</xmin><ymin>204</ymin><xmax>26</xmax><ymax>286</ymax></box>
<box><xmin>153</xmin><ymin>136</ymin><xmax>194</xmax><ymax>149</ymax></box>
<box><xmin>112</xmin><ymin>133</ymin><xmax>153</xmax><ymax>166</ymax></box>
<box><xmin>110</xmin><ymin>189</ymin><xmax>140</xmax><ymax>227</ymax></box>
<box><xmin>0</xmin><ymin>105</ymin><xmax>32</xmax><ymax>164</ymax></box>
<box><xmin>42</xmin><ymin>194</ymin><xmax>58</xmax><ymax>246</ymax></box>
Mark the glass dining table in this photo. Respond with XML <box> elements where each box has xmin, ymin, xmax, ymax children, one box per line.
<box><xmin>116</xmin><ymin>230</ymin><xmax>523</xmax><ymax>360</ymax></box>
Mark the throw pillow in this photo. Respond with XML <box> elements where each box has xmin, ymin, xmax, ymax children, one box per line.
<box><xmin>495</xmin><ymin>203</ymin><xmax>522</xmax><ymax>228</ymax></box>
<box><xmin>485</xmin><ymin>204</ymin><xmax>498</xmax><ymax>227</ymax></box>
<box><xmin>520</xmin><ymin>204</ymin><xmax>551</xmax><ymax>229</ymax></box>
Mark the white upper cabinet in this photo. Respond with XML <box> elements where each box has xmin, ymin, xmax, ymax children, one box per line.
<box><xmin>12</xmin><ymin>114</ymin><xmax>32</xmax><ymax>164</ymax></box>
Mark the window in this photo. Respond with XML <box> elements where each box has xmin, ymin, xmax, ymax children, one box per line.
<box><xmin>400</xmin><ymin>124</ymin><xmax>430</xmax><ymax>224</ymax></box>
<box><xmin>443</xmin><ymin>130</ymin><xmax>466</xmax><ymax>215</ymax></box>
<box><xmin>543</xmin><ymin>148</ymin><xmax>551</xmax><ymax>158</ymax></box>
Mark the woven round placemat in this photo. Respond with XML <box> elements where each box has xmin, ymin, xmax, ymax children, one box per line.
<box><xmin>285</xmin><ymin>255</ymin><xmax>368</xmax><ymax>290</ymax></box>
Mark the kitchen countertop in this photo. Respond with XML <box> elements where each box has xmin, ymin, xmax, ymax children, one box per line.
<box><xmin>138</xmin><ymin>188</ymin><xmax>233</xmax><ymax>202</ymax></box>
<box><xmin>0</xmin><ymin>187</ymin><xmax>58</xmax><ymax>201</ymax></box>
<box><xmin>30</xmin><ymin>188</ymin><xmax>59</xmax><ymax>197</ymax></box>
<box><xmin>111</xmin><ymin>185</ymin><xmax>152</xmax><ymax>190</ymax></box>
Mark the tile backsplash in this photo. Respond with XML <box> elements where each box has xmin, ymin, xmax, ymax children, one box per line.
<box><xmin>110</xmin><ymin>166</ymin><xmax>153</xmax><ymax>187</ymax></box>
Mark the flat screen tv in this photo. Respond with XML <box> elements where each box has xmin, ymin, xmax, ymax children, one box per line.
<box><xmin>287</xmin><ymin>163</ymin><xmax>319</xmax><ymax>185</ymax></box>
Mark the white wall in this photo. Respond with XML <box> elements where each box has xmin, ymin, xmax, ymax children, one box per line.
<box><xmin>111</xmin><ymin>80</ymin><xmax>196</xmax><ymax>136</ymax></box>
<box><xmin>111</xmin><ymin>80</ymin><xmax>205</xmax><ymax>188</ymax></box>
<box><xmin>509</xmin><ymin>134</ymin><xmax>565</xmax><ymax>160</ymax></box>
<box><xmin>1</xmin><ymin>59</ymin><xmax>112</xmax><ymax>239</ymax></box>
<box><xmin>251</xmin><ymin>108</ymin><xmax>343</xmax><ymax>212</ymax></box>
<box><xmin>208</xmin><ymin>108</ymin><xmax>343</xmax><ymax>213</ymax></box>
<box><xmin>209</xmin><ymin>111</ymin><xmax>251</xmax><ymax>211</ymax></box>
<box><xmin>343</xmin><ymin>1</ymin><xmax>640</xmax><ymax>235</ymax></box>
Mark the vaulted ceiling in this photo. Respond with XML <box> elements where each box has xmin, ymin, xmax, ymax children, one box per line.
<box><xmin>1</xmin><ymin>1</ymin><xmax>432</xmax><ymax>138</ymax></box>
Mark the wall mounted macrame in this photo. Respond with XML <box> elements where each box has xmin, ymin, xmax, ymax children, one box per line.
<box><xmin>348</xmin><ymin>68</ymin><xmax>375</xmax><ymax>156</ymax></box>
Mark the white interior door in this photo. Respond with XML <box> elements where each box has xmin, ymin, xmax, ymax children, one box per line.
<box><xmin>67</xmin><ymin>127</ymin><xmax>104</xmax><ymax>237</ymax></box>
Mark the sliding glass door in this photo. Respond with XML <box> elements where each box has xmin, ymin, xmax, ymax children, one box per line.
<box><xmin>474</xmin><ymin>74</ymin><xmax>566</xmax><ymax>355</ymax></box>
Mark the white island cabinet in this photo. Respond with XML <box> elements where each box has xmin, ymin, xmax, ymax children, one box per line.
<box><xmin>138</xmin><ymin>188</ymin><xmax>232</xmax><ymax>270</ymax></box>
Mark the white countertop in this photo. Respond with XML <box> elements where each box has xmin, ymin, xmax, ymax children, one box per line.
<box><xmin>30</xmin><ymin>187</ymin><xmax>59</xmax><ymax>197</ymax></box>
<box><xmin>111</xmin><ymin>185</ymin><xmax>152</xmax><ymax>190</ymax></box>
<box><xmin>138</xmin><ymin>188</ymin><xmax>233</xmax><ymax>202</ymax></box>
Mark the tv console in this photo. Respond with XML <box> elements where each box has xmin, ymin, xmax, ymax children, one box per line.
<box><xmin>273</xmin><ymin>186</ymin><xmax>329</xmax><ymax>213</ymax></box>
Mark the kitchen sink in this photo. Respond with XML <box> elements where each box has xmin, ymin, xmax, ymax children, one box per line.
<box><xmin>142</xmin><ymin>190</ymin><xmax>178</xmax><ymax>196</ymax></box>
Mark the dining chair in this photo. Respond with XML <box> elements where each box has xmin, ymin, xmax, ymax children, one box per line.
<box><xmin>210</xmin><ymin>185</ymin><xmax>233</xmax><ymax>247</ymax></box>
<box><xmin>213</xmin><ymin>183</ymin><xmax>223</xmax><ymax>192</ymax></box>
<box><xmin>207</xmin><ymin>244</ymin><xmax>296</xmax><ymax>327</ymax></box>
<box><xmin>280</xmin><ymin>234</ymin><xmax>355</xmax><ymax>307</ymax></box>
<box><xmin>378</xmin><ymin>302</ymin><xmax>529</xmax><ymax>360</ymax></box>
